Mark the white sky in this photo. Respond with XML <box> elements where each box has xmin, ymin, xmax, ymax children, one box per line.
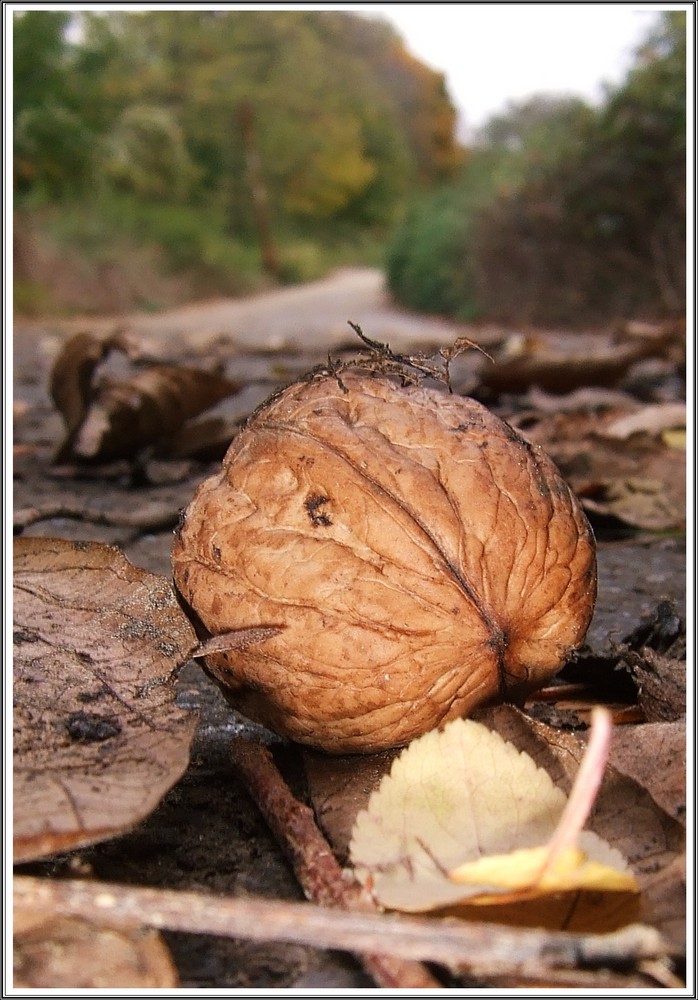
<box><xmin>356</xmin><ymin>4</ymin><xmax>673</xmax><ymax>137</ymax></box>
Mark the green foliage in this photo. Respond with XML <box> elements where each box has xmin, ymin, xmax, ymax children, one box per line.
<box><xmin>13</xmin><ymin>278</ymin><xmax>55</xmax><ymax>317</ymax></box>
<box><xmin>13</xmin><ymin>10</ymin><xmax>72</xmax><ymax>106</ymax></box>
<box><xmin>104</xmin><ymin>105</ymin><xmax>200</xmax><ymax>201</ymax></box>
<box><xmin>387</xmin><ymin>11</ymin><xmax>686</xmax><ymax>326</ymax></box>
<box><xmin>479</xmin><ymin>94</ymin><xmax>594</xmax><ymax>158</ymax></box>
<box><xmin>15</xmin><ymin>9</ymin><xmax>459</xmax><ymax>224</ymax></box>
<box><xmin>14</xmin><ymin>9</ymin><xmax>461</xmax><ymax>310</ymax></box>
<box><xmin>385</xmin><ymin>135</ymin><xmax>541</xmax><ymax>318</ymax></box>
<box><xmin>14</xmin><ymin>103</ymin><xmax>96</xmax><ymax>199</ymax></box>
<box><xmin>13</xmin><ymin>11</ymin><xmax>98</xmax><ymax>196</ymax></box>
<box><xmin>46</xmin><ymin>192</ymin><xmax>264</xmax><ymax>286</ymax></box>
<box><xmin>386</xmin><ymin>186</ymin><xmax>475</xmax><ymax>318</ymax></box>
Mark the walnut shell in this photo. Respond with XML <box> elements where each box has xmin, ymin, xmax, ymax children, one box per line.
<box><xmin>172</xmin><ymin>372</ymin><xmax>596</xmax><ymax>753</ymax></box>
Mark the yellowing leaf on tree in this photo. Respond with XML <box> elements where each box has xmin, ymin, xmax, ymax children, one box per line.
<box><xmin>349</xmin><ymin>711</ymin><xmax>639</xmax><ymax>922</ymax></box>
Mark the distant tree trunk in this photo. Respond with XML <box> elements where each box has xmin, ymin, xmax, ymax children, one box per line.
<box><xmin>237</xmin><ymin>101</ymin><xmax>280</xmax><ymax>277</ymax></box>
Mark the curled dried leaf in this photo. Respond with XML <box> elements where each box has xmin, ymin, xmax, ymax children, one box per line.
<box><xmin>50</xmin><ymin>331</ymin><xmax>113</xmax><ymax>439</ymax></box>
<box><xmin>65</xmin><ymin>365</ymin><xmax>240</xmax><ymax>462</ymax></box>
<box><xmin>50</xmin><ymin>327</ymin><xmax>240</xmax><ymax>464</ymax></box>
<box><xmin>479</xmin><ymin>334</ymin><xmax>652</xmax><ymax>395</ymax></box>
<box><xmin>601</xmin><ymin>403</ymin><xmax>686</xmax><ymax>441</ymax></box>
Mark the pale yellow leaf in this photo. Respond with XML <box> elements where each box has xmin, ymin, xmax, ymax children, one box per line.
<box><xmin>349</xmin><ymin>718</ymin><xmax>634</xmax><ymax>914</ymax></box>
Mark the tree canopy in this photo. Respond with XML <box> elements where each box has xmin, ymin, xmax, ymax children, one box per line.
<box><xmin>13</xmin><ymin>9</ymin><xmax>462</xmax><ymax>227</ymax></box>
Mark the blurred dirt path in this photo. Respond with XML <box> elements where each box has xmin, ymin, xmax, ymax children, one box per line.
<box><xmin>109</xmin><ymin>266</ymin><xmax>480</xmax><ymax>351</ymax></box>
<box><xmin>14</xmin><ymin>267</ymin><xmax>481</xmax><ymax>356</ymax></box>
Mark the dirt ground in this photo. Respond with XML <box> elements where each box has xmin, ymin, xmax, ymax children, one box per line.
<box><xmin>12</xmin><ymin>268</ymin><xmax>686</xmax><ymax>988</ymax></box>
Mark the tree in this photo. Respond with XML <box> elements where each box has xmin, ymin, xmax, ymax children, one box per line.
<box><xmin>13</xmin><ymin>11</ymin><xmax>96</xmax><ymax>196</ymax></box>
<box><xmin>21</xmin><ymin>9</ymin><xmax>461</xmax><ymax>226</ymax></box>
<box><xmin>388</xmin><ymin>10</ymin><xmax>686</xmax><ymax>325</ymax></box>
<box><xmin>104</xmin><ymin>105</ymin><xmax>199</xmax><ymax>201</ymax></box>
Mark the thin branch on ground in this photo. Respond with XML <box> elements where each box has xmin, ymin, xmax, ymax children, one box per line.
<box><xmin>13</xmin><ymin>502</ymin><xmax>179</xmax><ymax>535</ymax></box>
<box><xmin>14</xmin><ymin>875</ymin><xmax>674</xmax><ymax>988</ymax></box>
<box><xmin>229</xmin><ymin>737</ymin><xmax>440</xmax><ymax>988</ymax></box>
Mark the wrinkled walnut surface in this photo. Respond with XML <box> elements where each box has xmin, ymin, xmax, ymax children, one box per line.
<box><xmin>172</xmin><ymin>372</ymin><xmax>596</xmax><ymax>752</ymax></box>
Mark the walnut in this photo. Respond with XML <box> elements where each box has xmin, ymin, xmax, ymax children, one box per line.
<box><xmin>172</xmin><ymin>371</ymin><xmax>596</xmax><ymax>753</ymax></box>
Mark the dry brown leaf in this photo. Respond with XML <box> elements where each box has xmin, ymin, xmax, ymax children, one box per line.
<box><xmin>349</xmin><ymin>716</ymin><xmax>635</xmax><ymax>918</ymax></box>
<box><xmin>50</xmin><ymin>327</ymin><xmax>141</xmax><ymax>461</ymax></box>
<box><xmin>620</xmin><ymin>598</ymin><xmax>685</xmax><ymax>656</ymax></box>
<box><xmin>637</xmin><ymin>854</ymin><xmax>687</xmax><ymax>952</ymax></box>
<box><xmin>478</xmin><ymin>334</ymin><xmax>650</xmax><ymax>394</ymax></box>
<box><xmin>524</xmin><ymin>384</ymin><xmax>639</xmax><ymax>414</ymax></box>
<box><xmin>66</xmin><ymin>365</ymin><xmax>239</xmax><ymax>462</ymax></box>
<box><xmin>620</xmin><ymin>649</ymin><xmax>686</xmax><ymax>722</ymax></box>
<box><xmin>13</xmin><ymin>537</ymin><xmax>198</xmax><ymax>862</ymax></box>
<box><xmin>303</xmin><ymin>748</ymin><xmax>399</xmax><ymax>860</ymax></box>
<box><xmin>50</xmin><ymin>331</ymin><xmax>114</xmax><ymax>439</ymax></box>
<box><xmin>514</xmin><ymin>408</ymin><xmax>686</xmax><ymax>534</ymax></box>
<box><xmin>167</xmin><ymin>384</ymin><xmax>275</xmax><ymax>461</ymax></box>
<box><xmin>613</xmin><ymin>317</ymin><xmax>685</xmax><ymax>357</ymax></box>
<box><xmin>579</xmin><ymin>476</ymin><xmax>686</xmax><ymax>533</ymax></box>
<box><xmin>168</xmin><ymin>414</ymin><xmax>237</xmax><ymax>462</ymax></box>
<box><xmin>601</xmin><ymin>403</ymin><xmax>686</xmax><ymax>440</ymax></box>
<box><xmin>13</xmin><ymin>911</ymin><xmax>179</xmax><ymax>988</ymax></box>
<box><xmin>50</xmin><ymin>328</ymin><xmax>240</xmax><ymax>463</ymax></box>
<box><xmin>614</xmin><ymin>600</ymin><xmax>686</xmax><ymax>723</ymax></box>
<box><xmin>603</xmin><ymin>721</ymin><xmax>686</xmax><ymax>825</ymax></box>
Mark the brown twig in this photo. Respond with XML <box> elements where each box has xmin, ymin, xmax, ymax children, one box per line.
<box><xmin>230</xmin><ymin>737</ymin><xmax>440</xmax><ymax>988</ymax></box>
<box><xmin>13</xmin><ymin>502</ymin><xmax>179</xmax><ymax>535</ymax></box>
<box><xmin>14</xmin><ymin>875</ymin><xmax>673</xmax><ymax>986</ymax></box>
<box><xmin>534</xmin><ymin>682</ymin><xmax>599</xmax><ymax>702</ymax></box>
